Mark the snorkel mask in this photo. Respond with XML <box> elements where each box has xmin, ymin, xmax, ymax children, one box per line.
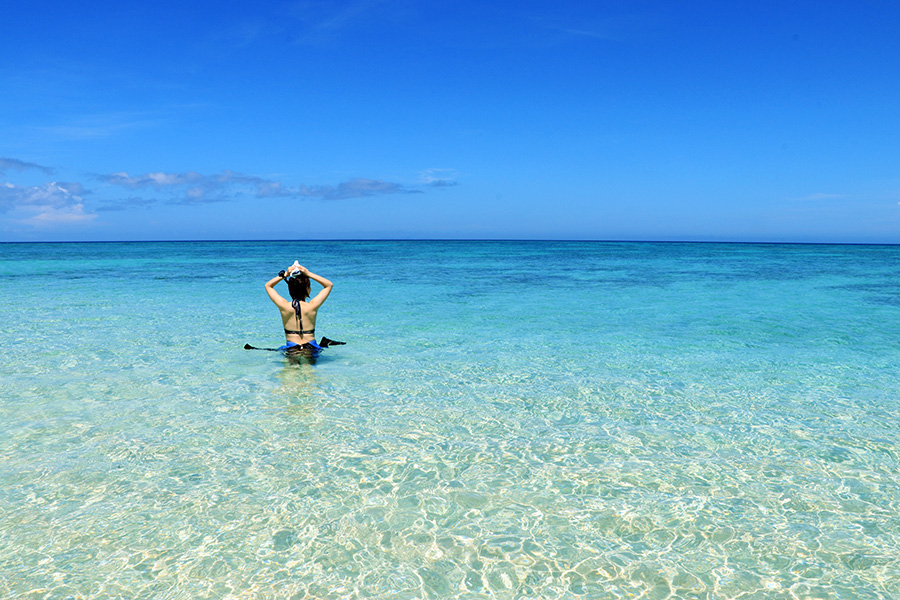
<box><xmin>286</xmin><ymin>260</ymin><xmax>303</xmax><ymax>280</ymax></box>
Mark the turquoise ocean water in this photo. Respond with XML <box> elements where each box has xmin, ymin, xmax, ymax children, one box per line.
<box><xmin>1</xmin><ymin>240</ymin><xmax>899</xmax><ymax>599</ymax></box>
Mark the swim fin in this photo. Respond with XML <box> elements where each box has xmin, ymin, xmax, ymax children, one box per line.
<box><xmin>244</xmin><ymin>343</ymin><xmax>280</xmax><ymax>351</ymax></box>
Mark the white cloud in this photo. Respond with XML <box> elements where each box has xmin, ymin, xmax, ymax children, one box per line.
<box><xmin>0</xmin><ymin>181</ymin><xmax>96</xmax><ymax>226</ymax></box>
<box><xmin>1</xmin><ymin>181</ymin><xmax>82</xmax><ymax>210</ymax></box>
<box><xmin>24</xmin><ymin>203</ymin><xmax>96</xmax><ymax>225</ymax></box>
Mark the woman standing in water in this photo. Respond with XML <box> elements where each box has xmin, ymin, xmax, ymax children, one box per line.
<box><xmin>265</xmin><ymin>262</ymin><xmax>333</xmax><ymax>358</ymax></box>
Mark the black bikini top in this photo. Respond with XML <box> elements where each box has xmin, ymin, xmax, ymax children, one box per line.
<box><xmin>286</xmin><ymin>299</ymin><xmax>314</xmax><ymax>336</ymax></box>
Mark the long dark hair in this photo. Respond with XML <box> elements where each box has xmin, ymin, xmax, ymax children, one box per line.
<box><xmin>286</xmin><ymin>274</ymin><xmax>311</xmax><ymax>324</ymax></box>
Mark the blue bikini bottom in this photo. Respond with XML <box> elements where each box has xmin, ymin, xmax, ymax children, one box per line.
<box><xmin>278</xmin><ymin>339</ymin><xmax>323</xmax><ymax>353</ymax></box>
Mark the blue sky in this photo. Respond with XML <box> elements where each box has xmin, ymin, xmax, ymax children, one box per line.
<box><xmin>2</xmin><ymin>0</ymin><xmax>898</xmax><ymax>242</ymax></box>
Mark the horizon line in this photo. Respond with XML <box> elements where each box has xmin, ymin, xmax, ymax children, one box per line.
<box><xmin>2</xmin><ymin>238</ymin><xmax>899</xmax><ymax>247</ymax></box>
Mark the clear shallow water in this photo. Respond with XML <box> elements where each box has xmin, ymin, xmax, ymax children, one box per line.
<box><xmin>1</xmin><ymin>240</ymin><xmax>899</xmax><ymax>599</ymax></box>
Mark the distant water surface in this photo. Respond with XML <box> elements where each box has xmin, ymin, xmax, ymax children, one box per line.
<box><xmin>1</xmin><ymin>241</ymin><xmax>899</xmax><ymax>599</ymax></box>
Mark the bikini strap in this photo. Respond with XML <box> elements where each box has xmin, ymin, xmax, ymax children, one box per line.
<box><xmin>292</xmin><ymin>299</ymin><xmax>303</xmax><ymax>330</ymax></box>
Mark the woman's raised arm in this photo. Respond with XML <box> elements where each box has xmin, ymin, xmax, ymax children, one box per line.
<box><xmin>264</xmin><ymin>271</ymin><xmax>289</xmax><ymax>308</ymax></box>
<box><xmin>300</xmin><ymin>267</ymin><xmax>333</xmax><ymax>309</ymax></box>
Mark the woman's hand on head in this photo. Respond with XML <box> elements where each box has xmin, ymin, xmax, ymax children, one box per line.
<box><xmin>285</xmin><ymin>264</ymin><xmax>308</xmax><ymax>276</ymax></box>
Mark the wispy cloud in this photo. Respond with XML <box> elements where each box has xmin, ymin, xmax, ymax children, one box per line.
<box><xmin>258</xmin><ymin>177</ymin><xmax>420</xmax><ymax>200</ymax></box>
<box><xmin>419</xmin><ymin>168</ymin><xmax>458</xmax><ymax>188</ymax></box>
<box><xmin>93</xmin><ymin>196</ymin><xmax>160</xmax><ymax>212</ymax></box>
<box><xmin>99</xmin><ymin>169</ymin><xmax>422</xmax><ymax>205</ymax></box>
<box><xmin>796</xmin><ymin>193</ymin><xmax>848</xmax><ymax>201</ymax></box>
<box><xmin>100</xmin><ymin>170</ymin><xmax>265</xmax><ymax>205</ymax></box>
<box><xmin>288</xmin><ymin>0</ymin><xmax>392</xmax><ymax>44</ymax></box>
<box><xmin>0</xmin><ymin>157</ymin><xmax>54</xmax><ymax>175</ymax></box>
<box><xmin>525</xmin><ymin>11</ymin><xmax>650</xmax><ymax>46</ymax></box>
<box><xmin>104</xmin><ymin>170</ymin><xmax>269</xmax><ymax>189</ymax></box>
<box><xmin>561</xmin><ymin>27</ymin><xmax>617</xmax><ymax>40</ymax></box>
<box><xmin>37</xmin><ymin>112</ymin><xmax>162</xmax><ymax>140</ymax></box>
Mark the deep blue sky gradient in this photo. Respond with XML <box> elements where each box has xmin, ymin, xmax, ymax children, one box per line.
<box><xmin>2</xmin><ymin>0</ymin><xmax>898</xmax><ymax>242</ymax></box>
